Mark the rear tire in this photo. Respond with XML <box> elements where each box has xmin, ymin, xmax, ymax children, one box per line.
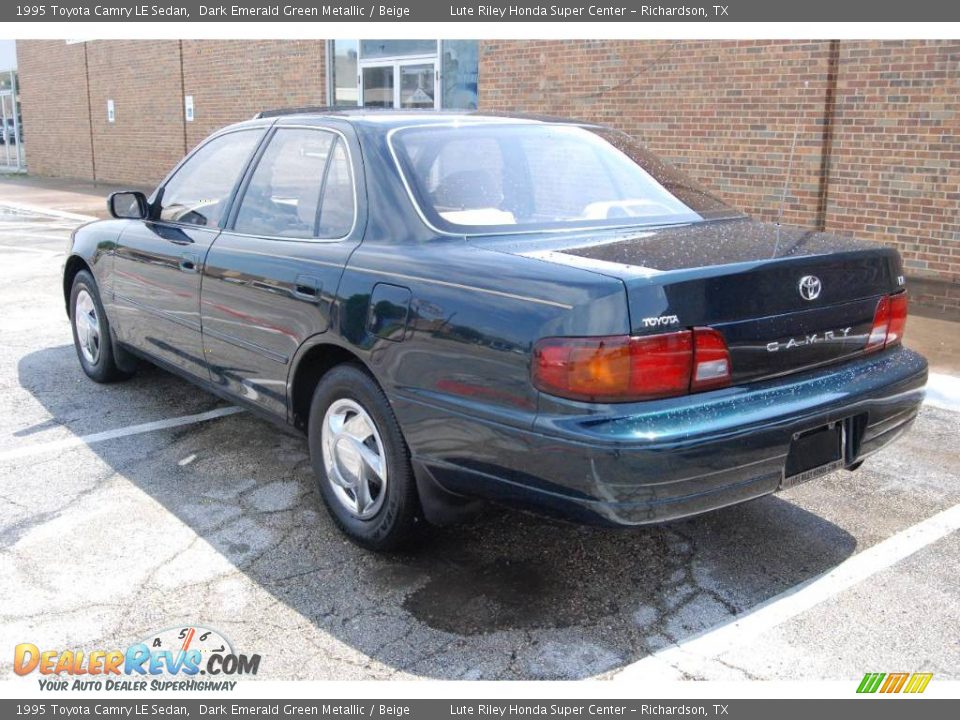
<box><xmin>308</xmin><ymin>364</ymin><xmax>420</xmax><ymax>551</ymax></box>
<box><xmin>69</xmin><ymin>270</ymin><xmax>133</xmax><ymax>383</ymax></box>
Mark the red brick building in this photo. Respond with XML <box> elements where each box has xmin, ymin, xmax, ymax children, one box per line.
<box><xmin>14</xmin><ymin>39</ymin><xmax>960</xmax><ymax>311</ymax></box>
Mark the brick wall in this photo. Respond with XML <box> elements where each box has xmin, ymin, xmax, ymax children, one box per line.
<box><xmin>86</xmin><ymin>40</ymin><xmax>186</xmax><ymax>187</ymax></box>
<box><xmin>16</xmin><ymin>41</ymin><xmax>94</xmax><ymax>180</ymax></box>
<box><xmin>479</xmin><ymin>40</ymin><xmax>835</xmax><ymax>229</ymax></box>
<box><xmin>15</xmin><ymin>39</ymin><xmax>960</xmax><ymax>309</ymax></box>
<box><xmin>824</xmin><ymin>41</ymin><xmax>960</xmax><ymax>287</ymax></box>
<box><xmin>16</xmin><ymin>40</ymin><xmax>326</xmax><ymax>188</ymax></box>
<box><xmin>182</xmin><ymin>40</ymin><xmax>325</xmax><ymax>148</ymax></box>
<box><xmin>478</xmin><ymin>39</ymin><xmax>960</xmax><ymax>311</ymax></box>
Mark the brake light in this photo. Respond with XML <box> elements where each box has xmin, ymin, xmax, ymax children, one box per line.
<box><xmin>866</xmin><ymin>292</ymin><xmax>908</xmax><ymax>353</ymax></box>
<box><xmin>886</xmin><ymin>292</ymin><xmax>908</xmax><ymax>348</ymax></box>
<box><xmin>532</xmin><ymin>328</ymin><xmax>731</xmax><ymax>403</ymax></box>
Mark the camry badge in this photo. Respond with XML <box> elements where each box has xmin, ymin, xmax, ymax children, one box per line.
<box><xmin>798</xmin><ymin>275</ymin><xmax>822</xmax><ymax>301</ymax></box>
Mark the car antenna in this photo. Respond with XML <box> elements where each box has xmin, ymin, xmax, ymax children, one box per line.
<box><xmin>777</xmin><ymin>80</ymin><xmax>809</xmax><ymax>228</ymax></box>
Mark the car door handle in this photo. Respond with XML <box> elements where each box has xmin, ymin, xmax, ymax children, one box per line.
<box><xmin>179</xmin><ymin>252</ymin><xmax>199</xmax><ymax>273</ymax></box>
<box><xmin>293</xmin><ymin>274</ymin><xmax>322</xmax><ymax>302</ymax></box>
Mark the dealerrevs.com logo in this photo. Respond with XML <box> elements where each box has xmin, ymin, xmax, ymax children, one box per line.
<box><xmin>14</xmin><ymin>626</ymin><xmax>260</xmax><ymax>691</ymax></box>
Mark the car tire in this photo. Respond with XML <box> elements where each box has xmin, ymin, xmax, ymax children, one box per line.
<box><xmin>69</xmin><ymin>270</ymin><xmax>133</xmax><ymax>383</ymax></box>
<box><xmin>307</xmin><ymin>364</ymin><xmax>420</xmax><ymax>551</ymax></box>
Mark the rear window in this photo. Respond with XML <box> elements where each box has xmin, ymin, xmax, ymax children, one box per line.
<box><xmin>390</xmin><ymin>123</ymin><xmax>741</xmax><ymax>234</ymax></box>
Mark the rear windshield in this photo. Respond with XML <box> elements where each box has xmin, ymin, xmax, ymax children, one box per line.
<box><xmin>389</xmin><ymin>123</ymin><xmax>742</xmax><ymax>234</ymax></box>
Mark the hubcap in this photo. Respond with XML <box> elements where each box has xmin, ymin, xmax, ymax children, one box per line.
<box><xmin>320</xmin><ymin>399</ymin><xmax>388</xmax><ymax>520</ymax></box>
<box><xmin>74</xmin><ymin>289</ymin><xmax>101</xmax><ymax>365</ymax></box>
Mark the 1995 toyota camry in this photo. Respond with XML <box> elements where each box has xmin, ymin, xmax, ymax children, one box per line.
<box><xmin>63</xmin><ymin>110</ymin><xmax>927</xmax><ymax>550</ymax></box>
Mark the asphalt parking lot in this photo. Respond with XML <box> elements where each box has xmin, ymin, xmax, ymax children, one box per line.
<box><xmin>0</xmin><ymin>196</ymin><xmax>958</xmax><ymax>683</ymax></box>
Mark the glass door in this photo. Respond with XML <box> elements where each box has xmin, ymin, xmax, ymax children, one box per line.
<box><xmin>361</xmin><ymin>66</ymin><xmax>394</xmax><ymax>108</ymax></box>
<box><xmin>399</xmin><ymin>63</ymin><xmax>436</xmax><ymax>108</ymax></box>
<box><xmin>360</xmin><ymin>60</ymin><xmax>438</xmax><ymax>109</ymax></box>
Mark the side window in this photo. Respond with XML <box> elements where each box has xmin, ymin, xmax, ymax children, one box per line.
<box><xmin>317</xmin><ymin>139</ymin><xmax>355</xmax><ymax>238</ymax></box>
<box><xmin>158</xmin><ymin>130</ymin><xmax>261</xmax><ymax>227</ymax></box>
<box><xmin>233</xmin><ymin>128</ymin><xmax>356</xmax><ymax>240</ymax></box>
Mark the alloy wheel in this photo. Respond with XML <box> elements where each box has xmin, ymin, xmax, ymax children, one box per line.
<box><xmin>74</xmin><ymin>288</ymin><xmax>102</xmax><ymax>365</ymax></box>
<box><xmin>320</xmin><ymin>398</ymin><xmax>388</xmax><ymax>520</ymax></box>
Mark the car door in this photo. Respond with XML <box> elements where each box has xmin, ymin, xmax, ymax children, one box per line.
<box><xmin>200</xmin><ymin>124</ymin><xmax>364</xmax><ymax>418</ymax></box>
<box><xmin>111</xmin><ymin>128</ymin><xmax>265</xmax><ymax>380</ymax></box>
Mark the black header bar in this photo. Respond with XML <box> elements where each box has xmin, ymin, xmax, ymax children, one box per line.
<box><xmin>4</xmin><ymin>0</ymin><xmax>960</xmax><ymax>23</ymax></box>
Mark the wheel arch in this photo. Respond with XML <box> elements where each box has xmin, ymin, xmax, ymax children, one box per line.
<box><xmin>287</xmin><ymin>339</ymin><xmax>375</xmax><ymax>431</ymax></box>
<box><xmin>63</xmin><ymin>255</ymin><xmax>93</xmax><ymax>315</ymax></box>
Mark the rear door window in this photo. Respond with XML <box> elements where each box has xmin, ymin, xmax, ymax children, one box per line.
<box><xmin>233</xmin><ymin>128</ymin><xmax>356</xmax><ymax>240</ymax></box>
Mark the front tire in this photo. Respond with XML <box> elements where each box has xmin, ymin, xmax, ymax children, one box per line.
<box><xmin>307</xmin><ymin>364</ymin><xmax>420</xmax><ymax>551</ymax></box>
<box><xmin>69</xmin><ymin>270</ymin><xmax>132</xmax><ymax>383</ymax></box>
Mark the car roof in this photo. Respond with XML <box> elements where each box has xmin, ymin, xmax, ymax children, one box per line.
<box><xmin>250</xmin><ymin>107</ymin><xmax>590</xmax><ymax>130</ymax></box>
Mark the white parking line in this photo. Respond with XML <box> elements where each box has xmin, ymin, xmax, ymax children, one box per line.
<box><xmin>0</xmin><ymin>223</ymin><xmax>78</xmax><ymax>231</ymax></box>
<box><xmin>0</xmin><ymin>406</ymin><xmax>244</xmax><ymax>463</ymax></box>
<box><xmin>0</xmin><ymin>245</ymin><xmax>64</xmax><ymax>255</ymax></box>
<box><xmin>926</xmin><ymin>372</ymin><xmax>960</xmax><ymax>412</ymax></box>
<box><xmin>0</xmin><ymin>201</ymin><xmax>97</xmax><ymax>222</ymax></box>
<box><xmin>615</xmin><ymin>501</ymin><xmax>960</xmax><ymax>681</ymax></box>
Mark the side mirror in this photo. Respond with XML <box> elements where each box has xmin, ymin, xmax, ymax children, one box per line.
<box><xmin>108</xmin><ymin>191</ymin><xmax>148</xmax><ymax>220</ymax></box>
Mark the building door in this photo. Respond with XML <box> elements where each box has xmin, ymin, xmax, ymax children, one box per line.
<box><xmin>360</xmin><ymin>60</ymin><xmax>438</xmax><ymax>109</ymax></box>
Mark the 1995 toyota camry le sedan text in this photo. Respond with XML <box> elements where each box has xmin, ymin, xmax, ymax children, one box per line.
<box><xmin>63</xmin><ymin>110</ymin><xmax>928</xmax><ymax>550</ymax></box>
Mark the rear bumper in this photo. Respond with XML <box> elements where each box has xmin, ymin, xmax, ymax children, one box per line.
<box><xmin>396</xmin><ymin>347</ymin><xmax>928</xmax><ymax>526</ymax></box>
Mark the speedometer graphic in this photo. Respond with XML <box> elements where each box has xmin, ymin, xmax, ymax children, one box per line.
<box><xmin>137</xmin><ymin>625</ymin><xmax>234</xmax><ymax>675</ymax></box>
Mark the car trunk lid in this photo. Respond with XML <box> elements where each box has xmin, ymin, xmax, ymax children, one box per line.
<box><xmin>479</xmin><ymin>219</ymin><xmax>904</xmax><ymax>383</ymax></box>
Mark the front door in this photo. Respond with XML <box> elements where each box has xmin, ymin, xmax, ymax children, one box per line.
<box><xmin>361</xmin><ymin>60</ymin><xmax>438</xmax><ymax>109</ymax></box>
<box><xmin>111</xmin><ymin>128</ymin><xmax>264</xmax><ymax>379</ymax></box>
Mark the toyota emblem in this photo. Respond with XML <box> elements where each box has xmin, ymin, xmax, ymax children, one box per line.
<box><xmin>798</xmin><ymin>275</ymin><xmax>822</xmax><ymax>301</ymax></box>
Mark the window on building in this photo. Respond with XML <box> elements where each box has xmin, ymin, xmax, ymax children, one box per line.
<box><xmin>331</xmin><ymin>39</ymin><xmax>359</xmax><ymax>107</ymax></box>
<box><xmin>328</xmin><ymin>40</ymin><xmax>478</xmax><ymax>110</ymax></box>
<box><xmin>359</xmin><ymin>40</ymin><xmax>437</xmax><ymax>59</ymax></box>
<box><xmin>441</xmin><ymin>40</ymin><xmax>479</xmax><ymax>110</ymax></box>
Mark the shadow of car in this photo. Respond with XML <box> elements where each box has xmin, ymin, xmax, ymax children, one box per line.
<box><xmin>12</xmin><ymin>344</ymin><xmax>858</xmax><ymax>679</ymax></box>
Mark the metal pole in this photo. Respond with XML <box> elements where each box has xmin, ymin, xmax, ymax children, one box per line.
<box><xmin>11</xmin><ymin>70</ymin><xmax>22</xmax><ymax>169</ymax></box>
<box><xmin>1</xmin><ymin>85</ymin><xmax>10</xmax><ymax>168</ymax></box>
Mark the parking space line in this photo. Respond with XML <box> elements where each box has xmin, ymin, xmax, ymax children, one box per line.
<box><xmin>0</xmin><ymin>201</ymin><xmax>97</xmax><ymax>222</ymax></box>
<box><xmin>0</xmin><ymin>245</ymin><xmax>65</xmax><ymax>255</ymax></box>
<box><xmin>0</xmin><ymin>223</ymin><xmax>78</xmax><ymax>231</ymax></box>
<box><xmin>0</xmin><ymin>406</ymin><xmax>244</xmax><ymax>463</ymax></box>
<box><xmin>926</xmin><ymin>372</ymin><xmax>960</xmax><ymax>412</ymax></box>
<box><xmin>615</xmin><ymin>501</ymin><xmax>960</xmax><ymax>681</ymax></box>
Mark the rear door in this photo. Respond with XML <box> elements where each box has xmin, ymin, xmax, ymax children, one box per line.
<box><xmin>112</xmin><ymin>128</ymin><xmax>265</xmax><ymax>379</ymax></box>
<box><xmin>200</xmin><ymin>124</ymin><xmax>364</xmax><ymax>418</ymax></box>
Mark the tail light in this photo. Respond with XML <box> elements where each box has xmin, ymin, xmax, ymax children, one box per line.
<box><xmin>866</xmin><ymin>291</ymin><xmax>908</xmax><ymax>353</ymax></box>
<box><xmin>532</xmin><ymin>328</ymin><xmax>731</xmax><ymax>403</ymax></box>
<box><xmin>886</xmin><ymin>292</ymin><xmax>908</xmax><ymax>347</ymax></box>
